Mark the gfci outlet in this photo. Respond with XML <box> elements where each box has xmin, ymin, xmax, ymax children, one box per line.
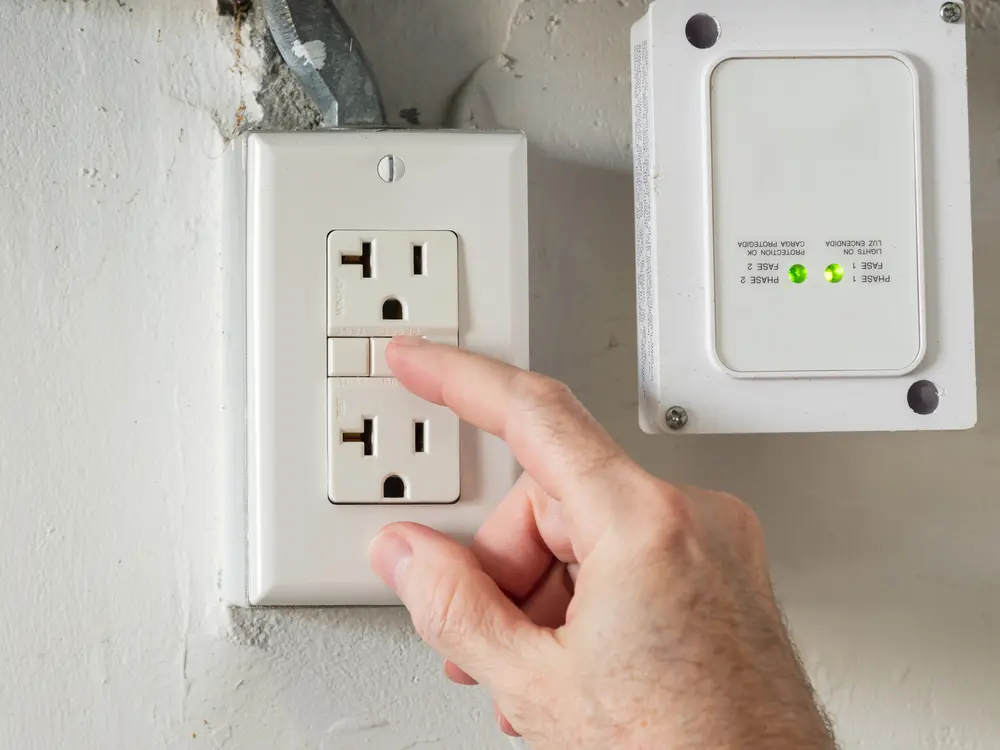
<box><xmin>326</xmin><ymin>230</ymin><xmax>461</xmax><ymax>506</ymax></box>
<box><xmin>631</xmin><ymin>0</ymin><xmax>977</xmax><ymax>434</ymax></box>
<box><xmin>223</xmin><ymin>131</ymin><xmax>529</xmax><ymax>606</ymax></box>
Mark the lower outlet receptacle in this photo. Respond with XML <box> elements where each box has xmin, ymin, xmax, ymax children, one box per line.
<box><xmin>329</xmin><ymin>378</ymin><xmax>461</xmax><ymax>505</ymax></box>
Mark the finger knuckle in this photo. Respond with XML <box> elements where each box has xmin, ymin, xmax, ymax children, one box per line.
<box><xmin>510</xmin><ymin>371</ymin><xmax>576</xmax><ymax>412</ymax></box>
<box><xmin>720</xmin><ymin>492</ymin><xmax>766</xmax><ymax>541</ymax></box>
<box><xmin>653</xmin><ymin>481</ymin><xmax>694</xmax><ymax>524</ymax></box>
<box><xmin>629</xmin><ymin>480</ymin><xmax>695</xmax><ymax>544</ymax></box>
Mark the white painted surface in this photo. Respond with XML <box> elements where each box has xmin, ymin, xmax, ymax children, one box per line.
<box><xmin>0</xmin><ymin>0</ymin><xmax>997</xmax><ymax>748</ymax></box>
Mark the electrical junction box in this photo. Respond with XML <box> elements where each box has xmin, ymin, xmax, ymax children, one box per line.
<box><xmin>223</xmin><ymin>131</ymin><xmax>529</xmax><ymax>606</ymax></box>
<box><xmin>631</xmin><ymin>0</ymin><xmax>977</xmax><ymax>434</ymax></box>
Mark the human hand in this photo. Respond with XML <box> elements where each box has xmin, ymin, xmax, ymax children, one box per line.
<box><xmin>369</xmin><ymin>339</ymin><xmax>836</xmax><ymax>750</ymax></box>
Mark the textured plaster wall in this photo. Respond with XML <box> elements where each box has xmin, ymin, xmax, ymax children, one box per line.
<box><xmin>0</xmin><ymin>1</ymin><xmax>998</xmax><ymax>749</ymax></box>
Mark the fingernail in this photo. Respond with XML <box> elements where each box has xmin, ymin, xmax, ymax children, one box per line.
<box><xmin>391</xmin><ymin>335</ymin><xmax>428</xmax><ymax>347</ymax></box>
<box><xmin>369</xmin><ymin>531</ymin><xmax>413</xmax><ymax>591</ymax></box>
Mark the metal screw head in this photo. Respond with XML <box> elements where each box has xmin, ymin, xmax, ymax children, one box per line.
<box><xmin>665</xmin><ymin>407</ymin><xmax>689</xmax><ymax>431</ymax></box>
<box><xmin>377</xmin><ymin>155</ymin><xmax>405</xmax><ymax>183</ymax></box>
<box><xmin>940</xmin><ymin>2</ymin><xmax>963</xmax><ymax>23</ymax></box>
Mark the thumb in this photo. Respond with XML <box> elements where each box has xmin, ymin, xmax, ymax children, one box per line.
<box><xmin>370</xmin><ymin>522</ymin><xmax>553</xmax><ymax>688</ymax></box>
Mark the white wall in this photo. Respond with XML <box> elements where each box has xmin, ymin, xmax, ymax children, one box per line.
<box><xmin>0</xmin><ymin>1</ymin><xmax>997</xmax><ymax>748</ymax></box>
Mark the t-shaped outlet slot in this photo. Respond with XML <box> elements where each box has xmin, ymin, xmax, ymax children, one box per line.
<box><xmin>340</xmin><ymin>240</ymin><xmax>373</xmax><ymax>279</ymax></box>
<box><xmin>341</xmin><ymin>418</ymin><xmax>374</xmax><ymax>456</ymax></box>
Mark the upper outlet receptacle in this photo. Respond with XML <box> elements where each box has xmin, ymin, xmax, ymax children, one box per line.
<box><xmin>328</xmin><ymin>230</ymin><xmax>459</xmax><ymax>337</ymax></box>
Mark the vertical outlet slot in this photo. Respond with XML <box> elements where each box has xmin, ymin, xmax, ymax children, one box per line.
<box><xmin>341</xmin><ymin>241</ymin><xmax>373</xmax><ymax>278</ymax></box>
<box><xmin>414</xmin><ymin>421</ymin><xmax>426</xmax><ymax>453</ymax></box>
<box><xmin>383</xmin><ymin>475</ymin><xmax>407</xmax><ymax>499</ymax></box>
<box><xmin>412</xmin><ymin>243</ymin><xmax>425</xmax><ymax>276</ymax></box>
<box><xmin>342</xmin><ymin>418</ymin><xmax>374</xmax><ymax>456</ymax></box>
<box><xmin>381</xmin><ymin>297</ymin><xmax>404</xmax><ymax>320</ymax></box>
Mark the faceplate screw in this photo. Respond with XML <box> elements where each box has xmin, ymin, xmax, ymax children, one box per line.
<box><xmin>377</xmin><ymin>155</ymin><xmax>405</xmax><ymax>183</ymax></box>
<box><xmin>665</xmin><ymin>407</ymin><xmax>689</xmax><ymax>431</ymax></box>
<box><xmin>940</xmin><ymin>2</ymin><xmax>963</xmax><ymax>23</ymax></box>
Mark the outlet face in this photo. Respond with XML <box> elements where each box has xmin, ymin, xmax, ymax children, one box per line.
<box><xmin>329</xmin><ymin>378</ymin><xmax>460</xmax><ymax>505</ymax></box>
<box><xmin>327</xmin><ymin>229</ymin><xmax>461</xmax><ymax>505</ymax></box>
<box><xmin>224</xmin><ymin>130</ymin><xmax>529</xmax><ymax>606</ymax></box>
<box><xmin>328</xmin><ymin>230</ymin><xmax>459</xmax><ymax>336</ymax></box>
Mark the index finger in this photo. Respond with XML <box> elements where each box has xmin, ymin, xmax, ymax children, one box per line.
<box><xmin>386</xmin><ymin>338</ymin><xmax>649</xmax><ymax>554</ymax></box>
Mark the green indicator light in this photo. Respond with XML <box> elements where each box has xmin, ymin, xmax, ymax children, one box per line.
<box><xmin>788</xmin><ymin>264</ymin><xmax>808</xmax><ymax>284</ymax></box>
<box><xmin>825</xmin><ymin>264</ymin><xmax>845</xmax><ymax>284</ymax></box>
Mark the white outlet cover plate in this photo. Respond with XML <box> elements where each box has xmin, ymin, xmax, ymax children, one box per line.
<box><xmin>223</xmin><ymin>131</ymin><xmax>529</xmax><ymax>606</ymax></box>
<box><xmin>631</xmin><ymin>0</ymin><xmax>976</xmax><ymax>434</ymax></box>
